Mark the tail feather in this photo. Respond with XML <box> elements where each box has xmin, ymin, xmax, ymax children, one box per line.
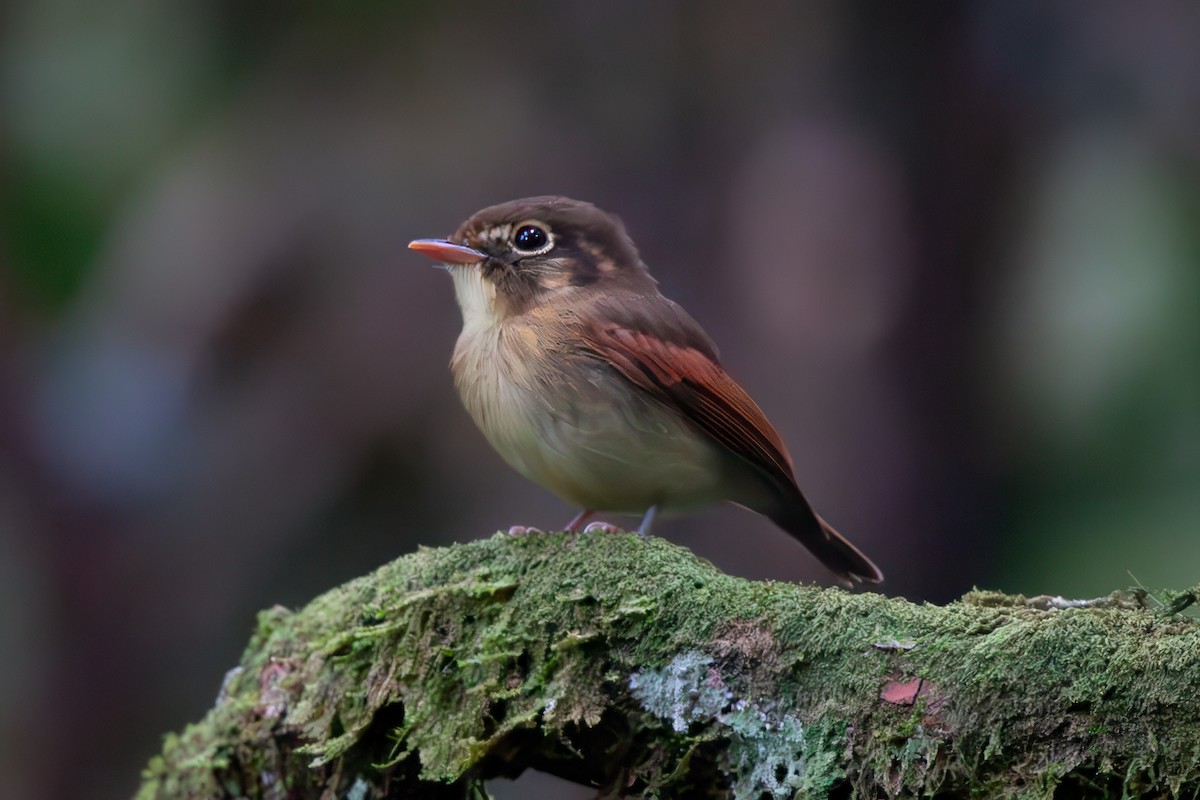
<box><xmin>771</xmin><ymin>502</ymin><xmax>883</xmax><ymax>586</ymax></box>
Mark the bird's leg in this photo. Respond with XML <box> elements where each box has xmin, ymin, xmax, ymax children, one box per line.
<box><xmin>636</xmin><ymin>505</ymin><xmax>658</xmax><ymax>537</ymax></box>
<box><xmin>564</xmin><ymin>509</ymin><xmax>596</xmax><ymax>532</ymax></box>
<box><xmin>506</xmin><ymin>525</ymin><xmax>544</xmax><ymax>536</ymax></box>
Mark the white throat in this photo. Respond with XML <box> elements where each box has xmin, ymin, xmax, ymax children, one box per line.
<box><xmin>449</xmin><ymin>265</ymin><xmax>501</xmax><ymax>333</ymax></box>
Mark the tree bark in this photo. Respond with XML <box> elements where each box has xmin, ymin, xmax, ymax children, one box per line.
<box><xmin>137</xmin><ymin>532</ymin><xmax>1200</xmax><ymax>799</ymax></box>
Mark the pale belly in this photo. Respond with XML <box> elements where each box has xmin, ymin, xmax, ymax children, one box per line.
<box><xmin>452</xmin><ymin>329</ymin><xmax>730</xmax><ymax>514</ymax></box>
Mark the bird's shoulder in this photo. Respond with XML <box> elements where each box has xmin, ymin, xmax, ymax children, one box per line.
<box><xmin>561</xmin><ymin>289</ymin><xmax>721</xmax><ymax>362</ymax></box>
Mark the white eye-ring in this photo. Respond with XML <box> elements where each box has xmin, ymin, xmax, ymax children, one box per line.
<box><xmin>511</xmin><ymin>222</ymin><xmax>553</xmax><ymax>255</ymax></box>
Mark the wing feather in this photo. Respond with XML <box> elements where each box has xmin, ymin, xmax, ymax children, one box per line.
<box><xmin>566</xmin><ymin>293</ymin><xmax>883</xmax><ymax>584</ymax></box>
<box><xmin>580</xmin><ymin>321</ymin><xmax>797</xmax><ymax>491</ymax></box>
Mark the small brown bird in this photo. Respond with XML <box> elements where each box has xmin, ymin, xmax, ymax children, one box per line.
<box><xmin>409</xmin><ymin>196</ymin><xmax>882</xmax><ymax>584</ymax></box>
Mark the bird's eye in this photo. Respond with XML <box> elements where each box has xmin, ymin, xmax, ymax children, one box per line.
<box><xmin>512</xmin><ymin>224</ymin><xmax>550</xmax><ymax>254</ymax></box>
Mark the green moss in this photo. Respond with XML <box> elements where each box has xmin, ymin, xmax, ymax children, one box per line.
<box><xmin>138</xmin><ymin>532</ymin><xmax>1200</xmax><ymax>799</ymax></box>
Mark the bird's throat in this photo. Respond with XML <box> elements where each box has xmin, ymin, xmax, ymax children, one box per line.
<box><xmin>449</xmin><ymin>265</ymin><xmax>502</xmax><ymax>333</ymax></box>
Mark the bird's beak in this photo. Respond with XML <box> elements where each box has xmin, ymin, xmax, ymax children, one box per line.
<box><xmin>408</xmin><ymin>239</ymin><xmax>486</xmax><ymax>265</ymax></box>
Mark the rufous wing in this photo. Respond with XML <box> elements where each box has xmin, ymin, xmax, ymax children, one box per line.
<box><xmin>580</xmin><ymin>321</ymin><xmax>798</xmax><ymax>494</ymax></box>
<box><xmin>578</xmin><ymin>307</ymin><xmax>883</xmax><ymax>585</ymax></box>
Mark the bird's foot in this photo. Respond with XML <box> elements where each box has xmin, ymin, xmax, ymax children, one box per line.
<box><xmin>582</xmin><ymin>521</ymin><xmax>624</xmax><ymax>534</ymax></box>
<box><xmin>506</xmin><ymin>525</ymin><xmax>544</xmax><ymax>537</ymax></box>
<box><xmin>564</xmin><ymin>509</ymin><xmax>596</xmax><ymax>532</ymax></box>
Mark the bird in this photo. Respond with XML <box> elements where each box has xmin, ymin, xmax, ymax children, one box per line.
<box><xmin>409</xmin><ymin>196</ymin><xmax>882</xmax><ymax>584</ymax></box>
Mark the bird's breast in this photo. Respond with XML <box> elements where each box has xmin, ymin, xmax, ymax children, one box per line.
<box><xmin>449</xmin><ymin>315</ymin><xmax>729</xmax><ymax>513</ymax></box>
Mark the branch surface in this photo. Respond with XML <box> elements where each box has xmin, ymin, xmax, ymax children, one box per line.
<box><xmin>137</xmin><ymin>533</ymin><xmax>1200</xmax><ymax>799</ymax></box>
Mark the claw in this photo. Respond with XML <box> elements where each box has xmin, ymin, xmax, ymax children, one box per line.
<box><xmin>583</xmin><ymin>521</ymin><xmax>623</xmax><ymax>534</ymax></box>
<box><xmin>506</xmin><ymin>525</ymin><xmax>544</xmax><ymax>537</ymax></box>
<box><xmin>564</xmin><ymin>509</ymin><xmax>596</xmax><ymax>532</ymax></box>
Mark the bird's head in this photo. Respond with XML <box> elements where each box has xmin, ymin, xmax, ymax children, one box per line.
<box><xmin>410</xmin><ymin>196</ymin><xmax>654</xmax><ymax>325</ymax></box>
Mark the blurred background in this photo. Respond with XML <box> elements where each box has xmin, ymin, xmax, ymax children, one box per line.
<box><xmin>2</xmin><ymin>1</ymin><xmax>1198</xmax><ymax>797</ymax></box>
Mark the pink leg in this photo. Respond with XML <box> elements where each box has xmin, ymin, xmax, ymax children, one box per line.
<box><xmin>564</xmin><ymin>509</ymin><xmax>596</xmax><ymax>532</ymax></box>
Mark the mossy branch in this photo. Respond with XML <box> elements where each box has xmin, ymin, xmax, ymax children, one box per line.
<box><xmin>138</xmin><ymin>533</ymin><xmax>1200</xmax><ymax>799</ymax></box>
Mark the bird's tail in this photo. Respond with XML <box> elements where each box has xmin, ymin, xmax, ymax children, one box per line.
<box><xmin>770</xmin><ymin>500</ymin><xmax>883</xmax><ymax>586</ymax></box>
